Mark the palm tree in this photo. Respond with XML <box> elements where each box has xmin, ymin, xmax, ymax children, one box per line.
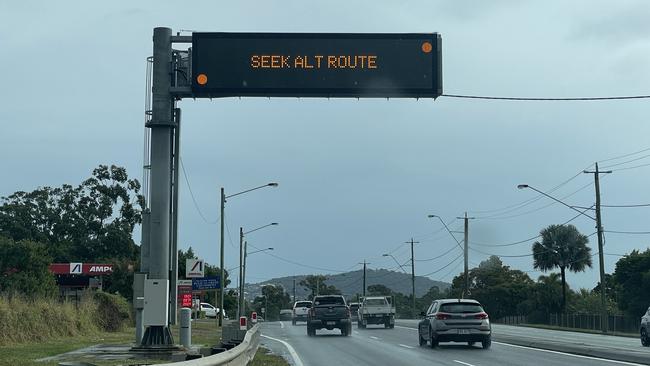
<box><xmin>532</xmin><ymin>224</ymin><xmax>592</xmax><ymax>311</ymax></box>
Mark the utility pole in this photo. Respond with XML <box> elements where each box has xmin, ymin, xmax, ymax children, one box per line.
<box><xmin>406</xmin><ymin>238</ymin><xmax>419</xmax><ymax>318</ymax></box>
<box><xmin>456</xmin><ymin>213</ymin><xmax>475</xmax><ymax>298</ymax></box>
<box><xmin>293</xmin><ymin>278</ymin><xmax>296</xmax><ymax>302</ymax></box>
<box><xmin>584</xmin><ymin>162</ymin><xmax>612</xmax><ymax>333</ymax></box>
<box><xmin>219</xmin><ymin>188</ymin><xmax>225</xmax><ymax>327</ymax></box>
<box><xmin>238</xmin><ymin>227</ymin><xmax>244</xmax><ymax>318</ymax></box>
<box><xmin>359</xmin><ymin>260</ymin><xmax>370</xmax><ymax>298</ymax></box>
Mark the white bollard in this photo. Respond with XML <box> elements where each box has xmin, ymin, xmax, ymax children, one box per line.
<box><xmin>180</xmin><ymin>308</ymin><xmax>192</xmax><ymax>348</ymax></box>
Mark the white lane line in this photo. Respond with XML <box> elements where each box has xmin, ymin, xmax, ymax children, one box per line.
<box><xmin>261</xmin><ymin>334</ymin><xmax>305</xmax><ymax>366</ymax></box>
<box><xmin>353</xmin><ymin>331</ymin><xmax>360</xmax><ymax>335</ymax></box>
<box><xmin>280</xmin><ymin>321</ymin><xmax>285</xmax><ymax>329</ymax></box>
<box><xmin>370</xmin><ymin>336</ymin><xmax>380</xmax><ymax>340</ymax></box>
<box><xmin>492</xmin><ymin>342</ymin><xmax>647</xmax><ymax>366</ymax></box>
<box><xmin>399</xmin><ymin>344</ymin><xmax>415</xmax><ymax>349</ymax></box>
<box><xmin>453</xmin><ymin>360</ymin><xmax>476</xmax><ymax>366</ymax></box>
<box><xmin>397</xmin><ymin>325</ymin><xmax>646</xmax><ymax>366</ymax></box>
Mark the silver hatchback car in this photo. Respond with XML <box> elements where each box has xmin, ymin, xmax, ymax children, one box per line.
<box><xmin>418</xmin><ymin>299</ymin><xmax>491</xmax><ymax>349</ymax></box>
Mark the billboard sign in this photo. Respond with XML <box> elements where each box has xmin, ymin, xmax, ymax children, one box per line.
<box><xmin>186</xmin><ymin>259</ymin><xmax>204</xmax><ymax>278</ymax></box>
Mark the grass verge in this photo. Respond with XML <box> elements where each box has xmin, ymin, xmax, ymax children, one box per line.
<box><xmin>250</xmin><ymin>347</ymin><xmax>290</xmax><ymax>366</ymax></box>
<box><xmin>0</xmin><ymin>319</ymin><xmax>222</xmax><ymax>366</ymax></box>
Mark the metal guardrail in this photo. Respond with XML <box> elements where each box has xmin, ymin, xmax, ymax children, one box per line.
<box><xmin>156</xmin><ymin>324</ymin><xmax>261</xmax><ymax>366</ymax></box>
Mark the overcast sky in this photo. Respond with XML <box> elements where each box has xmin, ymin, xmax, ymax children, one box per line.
<box><xmin>2</xmin><ymin>1</ymin><xmax>650</xmax><ymax>291</ymax></box>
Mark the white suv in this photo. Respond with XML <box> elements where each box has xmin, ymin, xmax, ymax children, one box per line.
<box><xmin>292</xmin><ymin>301</ymin><xmax>312</xmax><ymax>325</ymax></box>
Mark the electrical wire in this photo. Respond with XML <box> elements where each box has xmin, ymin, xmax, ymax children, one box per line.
<box><xmin>179</xmin><ymin>157</ymin><xmax>218</xmax><ymax>224</ymax></box>
<box><xmin>599</xmin><ymin>147</ymin><xmax>650</xmax><ymax>164</ymax></box>
<box><xmin>600</xmin><ymin>153</ymin><xmax>650</xmax><ymax>169</ymax></box>
<box><xmin>421</xmin><ymin>253</ymin><xmax>464</xmax><ymax>276</ymax></box>
<box><xmin>610</xmin><ymin>162</ymin><xmax>650</xmax><ymax>172</ymax></box>
<box><xmin>605</xmin><ymin>230</ymin><xmax>650</xmax><ymax>235</ymax></box>
<box><xmin>414</xmin><ymin>244</ymin><xmax>461</xmax><ymax>262</ymax></box>
<box><xmin>477</xmin><ymin>181</ymin><xmax>594</xmax><ymax>220</ymax></box>
<box><xmin>602</xmin><ymin>203</ymin><xmax>650</xmax><ymax>208</ymax></box>
<box><xmin>441</xmin><ymin>94</ymin><xmax>650</xmax><ymax>101</ymax></box>
<box><xmin>472</xmin><ymin>205</ymin><xmax>595</xmax><ymax>247</ymax></box>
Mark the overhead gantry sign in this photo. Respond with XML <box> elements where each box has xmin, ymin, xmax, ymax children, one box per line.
<box><xmin>190</xmin><ymin>32</ymin><xmax>442</xmax><ymax>98</ymax></box>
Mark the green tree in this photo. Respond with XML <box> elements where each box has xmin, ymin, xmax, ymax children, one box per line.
<box><xmin>0</xmin><ymin>236</ymin><xmax>57</xmax><ymax>297</ymax></box>
<box><xmin>299</xmin><ymin>275</ymin><xmax>341</xmax><ymax>300</ymax></box>
<box><xmin>0</xmin><ymin>165</ymin><xmax>144</xmax><ymax>262</ymax></box>
<box><xmin>367</xmin><ymin>284</ymin><xmax>392</xmax><ymax>296</ymax></box>
<box><xmin>251</xmin><ymin>284</ymin><xmax>292</xmax><ymax>321</ymax></box>
<box><xmin>532</xmin><ymin>224</ymin><xmax>592</xmax><ymax>311</ymax></box>
<box><xmin>450</xmin><ymin>256</ymin><xmax>534</xmax><ymax>319</ymax></box>
<box><xmin>613</xmin><ymin>249</ymin><xmax>650</xmax><ymax>317</ymax></box>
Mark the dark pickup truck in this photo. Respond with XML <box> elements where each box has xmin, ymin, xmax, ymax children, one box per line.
<box><xmin>307</xmin><ymin>295</ymin><xmax>352</xmax><ymax>336</ymax></box>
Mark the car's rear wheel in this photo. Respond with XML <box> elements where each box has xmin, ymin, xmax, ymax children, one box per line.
<box><xmin>292</xmin><ymin>319</ymin><xmax>296</xmax><ymax>326</ymax></box>
<box><xmin>482</xmin><ymin>336</ymin><xmax>492</xmax><ymax>349</ymax></box>
<box><xmin>641</xmin><ymin>328</ymin><xmax>650</xmax><ymax>347</ymax></box>
<box><xmin>468</xmin><ymin>341</ymin><xmax>475</xmax><ymax>346</ymax></box>
<box><xmin>429</xmin><ymin>328</ymin><xmax>438</xmax><ymax>348</ymax></box>
<box><xmin>347</xmin><ymin>324</ymin><xmax>352</xmax><ymax>336</ymax></box>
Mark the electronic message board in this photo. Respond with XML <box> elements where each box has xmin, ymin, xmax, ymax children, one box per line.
<box><xmin>191</xmin><ymin>33</ymin><xmax>442</xmax><ymax>98</ymax></box>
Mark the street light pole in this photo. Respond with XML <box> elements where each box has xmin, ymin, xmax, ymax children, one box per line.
<box><xmin>238</xmin><ymin>223</ymin><xmax>278</xmax><ymax>318</ymax></box>
<box><xmin>382</xmin><ymin>254</ymin><xmax>407</xmax><ymax>273</ymax></box>
<box><xmin>219</xmin><ymin>183</ymin><xmax>278</xmax><ymax>326</ymax></box>
<box><xmin>219</xmin><ymin>188</ymin><xmax>225</xmax><ymax>327</ymax></box>
<box><xmin>242</xmin><ymin>245</ymin><xmax>273</xmax><ymax>317</ymax></box>
<box><xmin>518</xmin><ymin>180</ymin><xmax>610</xmax><ymax>334</ymax></box>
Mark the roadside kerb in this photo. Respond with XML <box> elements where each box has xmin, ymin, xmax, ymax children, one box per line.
<box><xmin>156</xmin><ymin>324</ymin><xmax>260</xmax><ymax>366</ymax></box>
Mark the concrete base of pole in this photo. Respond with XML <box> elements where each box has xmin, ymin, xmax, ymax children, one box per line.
<box><xmin>135</xmin><ymin>310</ymin><xmax>144</xmax><ymax>344</ymax></box>
<box><xmin>137</xmin><ymin>326</ymin><xmax>175</xmax><ymax>348</ymax></box>
<box><xmin>180</xmin><ymin>308</ymin><xmax>191</xmax><ymax>348</ymax></box>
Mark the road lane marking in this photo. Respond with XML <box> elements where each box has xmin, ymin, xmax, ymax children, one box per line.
<box><xmin>454</xmin><ymin>361</ymin><xmax>476</xmax><ymax>366</ymax></box>
<box><xmin>396</xmin><ymin>325</ymin><xmax>646</xmax><ymax>366</ymax></box>
<box><xmin>493</xmin><ymin>341</ymin><xmax>647</xmax><ymax>366</ymax></box>
<box><xmin>370</xmin><ymin>336</ymin><xmax>380</xmax><ymax>340</ymax></box>
<box><xmin>261</xmin><ymin>334</ymin><xmax>304</xmax><ymax>366</ymax></box>
<box><xmin>399</xmin><ymin>344</ymin><xmax>415</xmax><ymax>349</ymax></box>
<box><xmin>280</xmin><ymin>321</ymin><xmax>285</xmax><ymax>329</ymax></box>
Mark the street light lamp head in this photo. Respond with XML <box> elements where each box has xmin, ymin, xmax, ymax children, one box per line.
<box><xmin>382</xmin><ymin>254</ymin><xmax>389</xmax><ymax>257</ymax></box>
<box><xmin>267</xmin><ymin>182</ymin><xmax>279</xmax><ymax>187</ymax></box>
<box><xmin>268</xmin><ymin>247</ymin><xmax>274</xmax><ymax>251</ymax></box>
<box><xmin>517</xmin><ymin>184</ymin><xmax>529</xmax><ymax>189</ymax></box>
<box><xmin>427</xmin><ymin>214</ymin><xmax>437</xmax><ymax>218</ymax></box>
<box><xmin>271</xmin><ymin>222</ymin><xmax>279</xmax><ymax>226</ymax></box>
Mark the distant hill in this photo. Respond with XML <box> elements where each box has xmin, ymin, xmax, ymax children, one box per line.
<box><xmin>246</xmin><ymin>268</ymin><xmax>450</xmax><ymax>301</ymax></box>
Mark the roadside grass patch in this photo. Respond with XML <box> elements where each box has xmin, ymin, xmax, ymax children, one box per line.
<box><xmin>250</xmin><ymin>347</ymin><xmax>290</xmax><ymax>366</ymax></box>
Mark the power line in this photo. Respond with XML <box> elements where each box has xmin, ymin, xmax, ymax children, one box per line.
<box><xmin>442</xmin><ymin>94</ymin><xmax>650</xmax><ymax>101</ymax></box>
<box><xmin>477</xmin><ymin>181</ymin><xmax>594</xmax><ymax>220</ymax></box>
<box><xmin>415</xmin><ymin>244</ymin><xmax>461</xmax><ymax>262</ymax></box>
<box><xmin>599</xmin><ymin>147</ymin><xmax>650</xmax><ymax>164</ymax></box>
<box><xmin>610</xmin><ymin>162</ymin><xmax>650</xmax><ymax>172</ymax></box>
<box><xmin>421</xmin><ymin>253</ymin><xmax>464</xmax><ymax>277</ymax></box>
<box><xmin>602</xmin><ymin>203</ymin><xmax>650</xmax><ymax>208</ymax></box>
<box><xmin>605</xmin><ymin>230</ymin><xmax>650</xmax><ymax>235</ymax></box>
<box><xmin>600</xmin><ymin>153</ymin><xmax>650</xmax><ymax>169</ymax></box>
<box><xmin>472</xmin><ymin>205</ymin><xmax>595</xmax><ymax>247</ymax></box>
<box><xmin>179</xmin><ymin>157</ymin><xmax>218</xmax><ymax>224</ymax></box>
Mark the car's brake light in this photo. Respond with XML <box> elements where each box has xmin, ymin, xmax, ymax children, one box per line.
<box><xmin>475</xmin><ymin>312</ymin><xmax>489</xmax><ymax>320</ymax></box>
<box><xmin>436</xmin><ymin>313</ymin><xmax>451</xmax><ymax>320</ymax></box>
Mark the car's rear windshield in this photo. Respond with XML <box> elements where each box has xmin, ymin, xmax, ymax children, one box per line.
<box><xmin>365</xmin><ymin>298</ymin><xmax>388</xmax><ymax>306</ymax></box>
<box><xmin>314</xmin><ymin>296</ymin><xmax>345</xmax><ymax>306</ymax></box>
<box><xmin>295</xmin><ymin>301</ymin><xmax>312</xmax><ymax>308</ymax></box>
<box><xmin>439</xmin><ymin>303</ymin><xmax>484</xmax><ymax>313</ymax></box>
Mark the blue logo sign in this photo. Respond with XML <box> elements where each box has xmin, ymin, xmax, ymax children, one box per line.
<box><xmin>192</xmin><ymin>276</ymin><xmax>221</xmax><ymax>290</ymax></box>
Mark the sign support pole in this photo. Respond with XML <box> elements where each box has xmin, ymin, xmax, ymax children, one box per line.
<box><xmin>140</xmin><ymin>26</ymin><xmax>174</xmax><ymax>347</ymax></box>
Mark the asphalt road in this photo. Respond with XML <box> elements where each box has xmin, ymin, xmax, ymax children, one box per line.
<box><xmin>259</xmin><ymin>320</ymin><xmax>649</xmax><ymax>366</ymax></box>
